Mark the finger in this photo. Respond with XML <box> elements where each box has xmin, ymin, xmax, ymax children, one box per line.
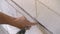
<box><xmin>31</xmin><ymin>23</ymin><xmax>38</xmax><ymax>25</ymax></box>
<box><xmin>27</xmin><ymin>22</ymin><xmax>38</xmax><ymax>26</ymax></box>
<box><xmin>31</xmin><ymin>22</ymin><xmax>38</xmax><ymax>25</ymax></box>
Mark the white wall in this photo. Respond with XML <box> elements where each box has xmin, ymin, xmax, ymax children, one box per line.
<box><xmin>36</xmin><ymin>0</ymin><xmax>60</xmax><ymax>34</ymax></box>
<box><xmin>0</xmin><ymin>0</ymin><xmax>60</xmax><ymax>34</ymax></box>
<box><xmin>39</xmin><ymin>0</ymin><xmax>60</xmax><ymax>14</ymax></box>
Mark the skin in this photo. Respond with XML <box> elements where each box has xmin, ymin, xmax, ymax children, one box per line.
<box><xmin>0</xmin><ymin>12</ymin><xmax>37</xmax><ymax>29</ymax></box>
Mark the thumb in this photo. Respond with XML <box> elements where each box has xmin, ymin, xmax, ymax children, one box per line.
<box><xmin>29</xmin><ymin>22</ymin><xmax>38</xmax><ymax>26</ymax></box>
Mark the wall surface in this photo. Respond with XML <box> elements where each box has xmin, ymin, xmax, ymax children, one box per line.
<box><xmin>0</xmin><ymin>0</ymin><xmax>60</xmax><ymax>34</ymax></box>
<box><xmin>36</xmin><ymin>0</ymin><xmax>60</xmax><ymax>34</ymax></box>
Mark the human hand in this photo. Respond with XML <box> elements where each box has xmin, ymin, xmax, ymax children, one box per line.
<box><xmin>14</xmin><ymin>16</ymin><xmax>37</xmax><ymax>30</ymax></box>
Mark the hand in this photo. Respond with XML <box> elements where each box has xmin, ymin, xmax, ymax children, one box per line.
<box><xmin>14</xmin><ymin>16</ymin><xmax>37</xmax><ymax>30</ymax></box>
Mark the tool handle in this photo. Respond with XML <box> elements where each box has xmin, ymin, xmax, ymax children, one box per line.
<box><xmin>17</xmin><ymin>28</ymin><xmax>26</xmax><ymax>34</ymax></box>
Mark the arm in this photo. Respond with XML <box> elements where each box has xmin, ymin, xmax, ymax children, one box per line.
<box><xmin>0</xmin><ymin>12</ymin><xmax>37</xmax><ymax>29</ymax></box>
